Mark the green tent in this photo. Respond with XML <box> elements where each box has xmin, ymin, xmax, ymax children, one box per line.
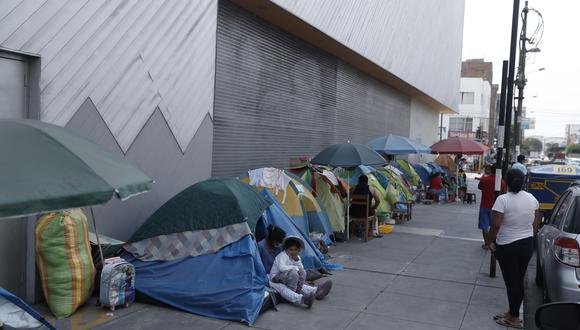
<box><xmin>129</xmin><ymin>178</ymin><xmax>271</xmax><ymax>242</ymax></box>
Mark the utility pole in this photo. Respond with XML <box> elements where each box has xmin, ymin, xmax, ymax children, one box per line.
<box><xmin>502</xmin><ymin>0</ymin><xmax>520</xmax><ymax>175</ymax></box>
<box><xmin>491</xmin><ymin>61</ymin><xmax>509</xmax><ymax>278</ymax></box>
<box><xmin>514</xmin><ymin>1</ymin><xmax>529</xmax><ymax>156</ymax></box>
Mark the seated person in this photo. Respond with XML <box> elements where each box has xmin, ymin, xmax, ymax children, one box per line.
<box><xmin>258</xmin><ymin>225</ymin><xmax>286</xmax><ymax>273</ymax></box>
<box><xmin>349</xmin><ymin>175</ymin><xmax>381</xmax><ymax>237</ymax></box>
<box><xmin>429</xmin><ymin>172</ymin><xmax>448</xmax><ymax>202</ymax></box>
<box><xmin>268</xmin><ymin>236</ymin><xmax>332</xmax><ymax>307</ymax></box>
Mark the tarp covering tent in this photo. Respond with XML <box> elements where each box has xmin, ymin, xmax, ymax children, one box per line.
<box><xmin>435</xmin><ymin>154</ymin><xmax>456</xmax><ymax>171</ymax></box>
<box><xmin>390</xmin><ymin>160</ymin><xmax>421</xmax><ymax>186</ymax></box>
<box><xmin>122</xmin><ymin>178</ymin><xmax>271</xmax><ymax>325</ymax></box>
<box><xmin>378</xmin><ymin>166</ymin><xmax>415</xmax><ymax>202</ymax></box>
<box><xmin>0</xmin><ymin>287</ymin><xmax>56</xmax><ymax>330</ymax></box>
<box><xmin>337</xmin><ymin>166</ymin><xmax>405</xmax><ymax>212</ymax></box>
<box><xmin>258</xmin><ymin>190</ymin><xmax>342</xmax><ymax>271</ymax></box>
<box><xmin>242</xmin><ymin>169</ymin><xmax>334</xmax><ymax>245</ymax></box>
<box><xmin>411</xmin><ymin>163</ymin><xmax>432</xmax><ymax>186</ymax></box>
<box><xmin>290</xmin><ymin>167</ymin><xmax>346</xmax><ymax>233</ymax></box>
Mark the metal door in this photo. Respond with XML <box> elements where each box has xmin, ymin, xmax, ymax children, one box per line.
<box><xmin>0</xmin><ymin>52</ymin><xmax>28</xmax><ymax>297</ymax></box>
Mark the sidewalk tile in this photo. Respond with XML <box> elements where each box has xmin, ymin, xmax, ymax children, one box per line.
<box><xmin>365</xmin><ymin>292</ymin><xmax>468</xmax><ymax>328</ymax></box>
<box><xmin>92</xmin><ymin>307</ymin><xmax>227</xmax><ymax>330</ymax></box>
<box><xmin>254</xmin><ymin>304</ymin><xmax>358</xmax><ymax>330</ymax></box>
<box><xmin>385</xmin><ymin>276</ymin><xmax>474</xmax><ymax>303</ymax></box>
<box><xmin>346</xmin><ymin>312</ymin><xmax>457</xmax><ymax>330</ymax></box>
<box><xmin>402</xmin><ymin>262</ymin><xmax>478</xmax><ymax>284</ymax></box>
<box><xmin>470</xmin><ymin>285</ymin><xmax>508</xmax><ymax>308</ymax></box>
<box><xmin>329</xmin><ymin>269</ymin><xmax>396</xmax><ymax>290</ymax></box>
<box><xmin>461</xmin><ymin>303</ymin><xmax>509</xmax><ymax>330</ymax></box>
<box><xmin>319</xmin><ymin>283</ymin><xmax>381</xmax><ymax>312</ymax></box>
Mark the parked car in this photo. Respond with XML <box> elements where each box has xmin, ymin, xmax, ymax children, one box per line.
<box><xmin>536</xmin><ymin>182</ymin><xmax>580</xmax><ymax>302</ymax></box>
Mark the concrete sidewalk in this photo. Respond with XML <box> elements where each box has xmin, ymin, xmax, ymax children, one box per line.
<box><xmin>40</xmin><ymin>176</ymin><xmax>525</xmax><ymax>329</ymax></box>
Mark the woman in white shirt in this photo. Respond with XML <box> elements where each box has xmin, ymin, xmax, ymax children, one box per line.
<box><xmin>486</xmin><ymin>169</ymin><xmax>540</xmax><ymax>329</ymax></box>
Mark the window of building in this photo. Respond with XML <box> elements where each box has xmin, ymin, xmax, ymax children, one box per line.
<box><xmin>460</xmin><ymin>92</ymin><xmax>475</xmax><ymax>104</ymax></box>
<box><xmin>449</xmin><ymin>117</ymin><xmax>473</xmax><ymax>132</ymax></box>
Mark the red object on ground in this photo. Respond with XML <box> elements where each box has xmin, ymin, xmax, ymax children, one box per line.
<box><xmin>430</xmin><ymin>137</ymin><xmax>490</xmax><ymax>155</ymax></box>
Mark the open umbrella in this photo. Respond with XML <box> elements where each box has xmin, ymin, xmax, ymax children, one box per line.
<box><xmin>311</xmin><ymin>143</ymin><xmax>385</xmax><ymax>167</ymax></box>
<box><xmin>367</xmin><ymin>134</ymin><xmax>431</xmax><ymax>155</ymax></box>
<box><xmin>0</xmin><ymin>119</ymin><xmax>154</xmax><ymax>263</ymax></box>
<box><xmin>311</xmin><ymin>143</ymin><xmax>385</xmax><ymax>240</ymax></box>
<box><xmin>430</xmin><ymin>137</ymin><xmax>490</xmax><ymax>155</ymax></box>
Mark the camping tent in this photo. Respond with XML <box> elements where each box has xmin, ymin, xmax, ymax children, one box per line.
<box><xmin>411</xmin><ymin>163</ymin><xmax>432</xmax><ymax>186</ymax></box>
<box><xmin>122</xmin><ymin>178</ymin><xmax>271</xmax><ymax>325</ymax></box>
<box><xmin>290</xmin><ymin>167</ymin><xmax>346</xmax><ymax>233</ymax></box>
<box><xmin>242</xmin><ymin>169</ymin><xmax>334</xmax><ymax>245</ymax></box>
<box><xmin>258</xmin><ymin>190</ymin><xmax>342</xmax><ymax>271</ymax></box>
<box><xmin>0</xmin><ymin>287</ymin><xmax>55</xmax><ymax>329</ymax></box>
<box><xmin>435</xmin><ymin>154</ymin><xmax>456</xmax><ymax>171</ymax></box>
<box><xmin>390</xmin><ymin>160</ymin><xmax>421</xmax><ymax>186</ymax></box>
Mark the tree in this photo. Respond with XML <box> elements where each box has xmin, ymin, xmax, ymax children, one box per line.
<box><xmin>566</xmin><ymin>144</ymin><xmax>580</xmax><ymax>155</ymax></box>
<box><xmin>521</xmin><ymin>137</ymin><xmax>543</xmax><ymax>155</ymax></box>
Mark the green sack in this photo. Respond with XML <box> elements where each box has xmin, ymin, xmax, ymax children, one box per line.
<box><xmin>35</xmin><ymin>209</ymin><xmax>95</xmax><ymax>318</ymax></box>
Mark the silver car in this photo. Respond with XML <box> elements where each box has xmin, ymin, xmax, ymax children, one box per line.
<box><xmin>536</xmin><ymin>183</ymin><xmax>580</xmax><ymax>302</ymax></box>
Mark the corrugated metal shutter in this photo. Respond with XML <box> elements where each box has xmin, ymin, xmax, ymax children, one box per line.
<box><xmin>213</xmin><ymin>1</ymin><xmax>411</xmax><ymax>176</ymax></box>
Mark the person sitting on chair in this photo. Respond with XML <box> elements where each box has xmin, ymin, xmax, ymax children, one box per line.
<box><xmin>429</xmin><ymin>172</ymin><xmax>448</xmax><ymax>202</ymax></box>
<box><xmin>349</xmin><ymin>175</ymin><xmax>381</xmax><ymax>238</ymax></box>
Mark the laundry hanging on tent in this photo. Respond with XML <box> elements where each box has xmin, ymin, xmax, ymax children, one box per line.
<box><xmin>248</xmin><ymin>168</ymin><xmax>291</xmax><ymax>203</ymax></box>
<box><xmin>320</xmin><ymin>170</ymin><xmax>339</xmax><ymax>186</ymax></box>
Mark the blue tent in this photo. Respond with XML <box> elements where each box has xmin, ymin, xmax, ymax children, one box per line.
<box><xmin>123</xmin><ymin>234</ymin><xmax>267</xmax><ymax>325</ymax></box>
<box><xmin>0</xmin><ymin>287</ymin><xmax>55</xmax><ymax>330</ymax></box>
<box><xmin>411</xmin><ymin>163</ymin><xmax>432</xmax><ymax>186</ymax></box>
<box><xmin>258</xmin><ymin>190</ymin><xmax>342</xmax><ymax>271</ymax></box>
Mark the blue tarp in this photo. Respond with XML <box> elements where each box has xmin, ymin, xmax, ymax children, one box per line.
<box><xmin>259</xmin><ymin>190</ymin><xmax>342</xmax><ymax>271</ymax></box>
<box><xmin>411</xmin><ymin>163</ymin><xmax>432</xmax><ymax>186</ymax></box>
<box><xmin>123</xmin><ymin>235</ymin><xmax>268</xmax><ymax>325</ymax></box>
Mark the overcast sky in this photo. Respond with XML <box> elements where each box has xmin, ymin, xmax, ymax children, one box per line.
<box><xmin>462</xmin><ymin>0</ymin><xmax>580</xmax><ymax>138</ymax></box>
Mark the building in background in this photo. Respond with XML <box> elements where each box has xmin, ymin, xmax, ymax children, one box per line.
<box><xmin>442</xmin><ymin>59</ymin><xmax>494</xmax><ymax>144</ymax></box>
<box><xmin>0</xmin><ymin>0</ymin><xmax>465</xmax><ymax>300</ymax></box>
<box><xmin>566</xmin><ymin>124</ymin><xmax>580</xmax><ymax>145</ymax></box>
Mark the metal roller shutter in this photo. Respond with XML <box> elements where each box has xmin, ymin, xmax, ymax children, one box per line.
<box><xmin>213</xmin><ymin>0</ymin><xmax>411</xmax><ymax>176</ymax></box>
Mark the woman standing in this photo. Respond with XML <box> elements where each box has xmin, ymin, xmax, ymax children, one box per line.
<box><xmin>486</xmin><ymin>169</ymin><xmax>540</xmax><ymax>329</ymax></box>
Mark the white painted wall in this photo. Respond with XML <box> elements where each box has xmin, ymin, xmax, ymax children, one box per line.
<box><xmin>271</xmin><ymin>0</ymin><xmax>465</xmax><ymax>112</ymax></box>
<box><xmin>0</xmin><ymin>0</ymin><xmax>217</xmax><ymax>152</ymax></box>
<box><xmin>409</xmin><ymin>97</ymin><xmax>438</xmax><ymax>163</ymax></box>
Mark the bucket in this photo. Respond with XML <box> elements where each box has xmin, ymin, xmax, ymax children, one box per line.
<box><xmin>378</xmin><ymin>225</ymin><xmax>393</xmax><ymax>234</ymax></box>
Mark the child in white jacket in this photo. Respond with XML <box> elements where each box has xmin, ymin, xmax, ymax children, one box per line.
<box><xmin>269</xmin><ymin>236</ymin><xmax>318</xmax><ymax>307</ymax></box>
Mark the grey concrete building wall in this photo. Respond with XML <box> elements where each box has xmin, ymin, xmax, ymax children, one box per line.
<box><xmin>271</xmin><ymin>0</ymin><xmax>465</xmax><ymax>112</ymax></box>
<box><xmin>212</xmin><ymin>1</ymin><xmax>411</xmax><ymax>176</ymax></box>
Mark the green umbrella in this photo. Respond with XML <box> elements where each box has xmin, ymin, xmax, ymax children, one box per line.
<box><xmin>0</xmin><ymin>119</ymin><xmax>154</xmax><ymax>265</ymax></box>
<box><xmin>129</xmin><ymin>177</ymin><xmax>271</xmax><ymax>243</ymax></box>
<box><xmin>311</xmin><ymin>143</ymin><xmax>385</xmax><ymax>240</ymax></box>
<box><xmin>0</xmin><ymin>119</ymin><xmax>153</xmax><ymax>218</ymax></box>
<box><xmin>311</xmin><ymin>143</ymin><xmax>386</xmax><ymax>167</ymax></box>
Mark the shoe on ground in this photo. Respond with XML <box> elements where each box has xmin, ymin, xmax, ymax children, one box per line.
<box><xmin>301</xmin><ymin>291</ymin><xmax>315</xmax><ymax>308</ymax></box>
<box><xmin>315</xmin><ymin>279</ymin><xmax>333</xmax><ymax>300</ymax></box>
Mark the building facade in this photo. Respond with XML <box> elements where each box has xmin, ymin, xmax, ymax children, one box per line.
<box><xmin>442</xmin><ymin>77</ymin><xmax>492</xmax><ymax>142</ymax></box>
<box><xmin>0</xmin><ymin>0</ymin><xmax>464</xmax><ymax>300</ymax></box>
<box><xmin>566</xmin><ymin>124</ymin><xmax>580</xmax><ymax>145</ymax></box>
<box><xmin>442</xmin><ymin>59</ymin><xmax>494</xmax><ymax>144</ymax></box>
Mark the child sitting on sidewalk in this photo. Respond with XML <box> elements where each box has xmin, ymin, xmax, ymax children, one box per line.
<box><xmin>269</xmin><ymin>236</ymin><xmax>331</xmax><ymax>307</ymax></box>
